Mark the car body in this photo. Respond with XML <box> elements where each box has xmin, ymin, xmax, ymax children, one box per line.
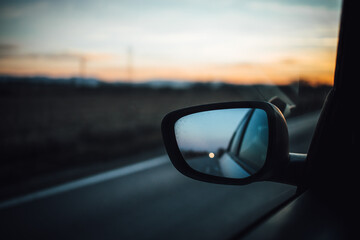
<box><xmin>162</xmin><ymin>0</ymin><xmax>356</xmax><ymax>238</ymax></box>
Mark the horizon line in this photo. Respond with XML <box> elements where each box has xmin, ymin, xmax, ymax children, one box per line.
<box><xmin>0</xmin><ymin>73</ymin><xmax>334</xmax><ymax>87</ymax></box>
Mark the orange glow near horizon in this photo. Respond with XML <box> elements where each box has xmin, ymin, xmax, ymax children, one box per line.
<box><xmin>0</xmin><ymin>62</ymin><xmax>335</xmax><ymax>86</ymax></box>
<box><xmin>0</xmin><ymin>0</ymin><xmax>341</xmax><ymax>86</ymax></box>
<box><xmin>0</xmin><ymin>48</ymin><xmax>336</xmax><ymax>86</ymax></box>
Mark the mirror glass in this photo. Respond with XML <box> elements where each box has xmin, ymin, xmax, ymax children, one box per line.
<box><xmin>175</xmin><ymin>108</ymin><xmax>269</xmax><ymax>179</ymax></box>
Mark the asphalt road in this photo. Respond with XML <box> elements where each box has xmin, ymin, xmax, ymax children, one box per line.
<box><xmin>0</xmin><ymin>111</ymin><xmax>320</xmax><ymax>240</ymax></box>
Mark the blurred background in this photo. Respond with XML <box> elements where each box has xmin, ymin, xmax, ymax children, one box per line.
<box><xmin>0</xmin><ymin>0</ymin><xmax>341</xmax><ymax>199</ymax></box>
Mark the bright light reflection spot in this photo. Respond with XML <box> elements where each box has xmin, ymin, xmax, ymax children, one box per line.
<box><xmin>209</xmin><ymin>152</ymin><xmax>215</xmax><ymax>159</ymax></box>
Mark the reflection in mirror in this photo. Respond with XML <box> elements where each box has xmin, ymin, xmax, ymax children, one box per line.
<box><xmin>175</xmin><ymin>108</ymin><xmax>269</xmax><ymax>179</ymax></box>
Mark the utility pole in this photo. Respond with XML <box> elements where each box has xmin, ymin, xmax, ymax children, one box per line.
<box><xmin>127</xmin><ymin>46</ymin><xmax>133</xmax><ymax>82</ymax></box>
<box><xmin>79</xmin><ymin>56</ymin><xmax>86</xmax><ymax>79</ymax></box>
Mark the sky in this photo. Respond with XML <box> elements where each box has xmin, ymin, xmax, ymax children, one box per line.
<box><xmin>175</xmin><ymin>108</ymin><xmax>250</xmax><ymax>152</ymax></box>
<box><xmin>0</xmin><ymin>0</ymin><xmax>342</xmax><ymax>85</ymax></box>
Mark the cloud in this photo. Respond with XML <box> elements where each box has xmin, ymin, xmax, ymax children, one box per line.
<box><xmin>0</xmin><ymin>1</ymin><xmax>48</xmax><ymax>19</ymax></box>
<box><xmin>279</xmin><ymin>58</ymin><xmax>299</xmax><ymax>65</ymax></box>
<box><xmin>0</xmin><ymin>43</ymin><xmax>18</xmax><ymax>51</ymax></box>
<box><xmin>0</xmin><ymin>43</ymin><xmax>19</xmax><ymax>56</ymax></box>
<box><xmin>0</xmin><ymin>51</ymin><xmax>114</xmax><ymax>61</ymax></box>
<box><xmin>249</xmin><ymin>1</ymin><xmax>338</xmax><ymax>15</ymax></box>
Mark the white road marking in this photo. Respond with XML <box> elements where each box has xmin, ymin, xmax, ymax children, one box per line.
<box><xmin>0</xmin><ymin>112</ymin><xmax>320</xmax><ymax>210</ymax></box>
<box><xmin>0</xmin><ymin>155</ymin><xmax>169</xmax><ymax>209</ymax></box>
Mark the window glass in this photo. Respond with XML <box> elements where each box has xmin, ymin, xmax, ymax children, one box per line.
<box><xmin>0</xmin><ymin>0</ymin><xmax>342</xmax><ymax>238</ymax></box>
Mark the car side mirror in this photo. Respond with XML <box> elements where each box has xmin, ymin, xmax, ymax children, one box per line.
<box><xmin>161</xmin><ymin>101</ymin><xmax>304</xmax><ymax>185</ymax></box>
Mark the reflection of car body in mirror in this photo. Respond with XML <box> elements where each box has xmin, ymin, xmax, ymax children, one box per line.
<box><xmin>218</xmin><ymin>109</ymin><xmax>268</xmax><ymax>178</ymax></box>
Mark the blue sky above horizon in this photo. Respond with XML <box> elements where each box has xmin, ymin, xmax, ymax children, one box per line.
<box><xmin>0</xmin><ymin>0</ymin><xmax>342</xmax><ymax>84</ymax></box>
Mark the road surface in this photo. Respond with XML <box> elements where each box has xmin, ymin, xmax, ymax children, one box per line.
<box><xmin>0</xmin><ymin>111</ymin><xmax>320</xmax><ymax>240</ymax></box>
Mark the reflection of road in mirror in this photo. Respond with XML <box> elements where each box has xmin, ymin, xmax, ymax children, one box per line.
<box><xmin>176</xmin><ymin>109</ymin><xmax>252</xmax><ymax>178</ymax></box>
<box><xmin>185</xmin><ymin>153</ymin><xmax>223</xmax><ymax>177</ymax></box>
<box><xmin>184</xmin><ymin>151</ymin><xmax>252</xmax><ymax>179</ymax></box>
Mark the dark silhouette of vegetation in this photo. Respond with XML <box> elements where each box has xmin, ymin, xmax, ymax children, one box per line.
<box><xmin>0</xmin><ymin>76</ymin><xmax>331</xmax><ymax>197</ymax></box>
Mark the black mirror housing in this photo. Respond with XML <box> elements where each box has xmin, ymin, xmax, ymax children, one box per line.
<box><xmin>161</xmin><ymin>101</ymin><xmax>290</xmax><ymax>185</ymax></box>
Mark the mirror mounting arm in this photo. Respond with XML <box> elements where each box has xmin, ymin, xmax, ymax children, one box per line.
<box><xmin>271</xmin><ymin>153</ymin><xmax>307</xmax><ymax>186</ymax></box>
